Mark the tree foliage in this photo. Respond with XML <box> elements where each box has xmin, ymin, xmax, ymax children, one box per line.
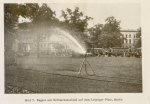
<box><xmin>87</xmin><ymin>24</ymin><xmax>103</xmax><ymax>47</ymax></box>
<box><xmin>99</xmin><ymin>16</ymin><xmax>123</xmax><ymax>48</ymax></box>
<box><xmin>61</xmin><ymin>7</ymin><xmax>92</xmax><ymax>32</ymax></box>
<box><xmin>19</xmin><ymin>3</ymin><xmax>39</xmax><ymax>21</ymax></box>
<box><xmin>4</xmin><ymin>4</ymin><xmax>20</xmax><ymax>51</ymax></box>
<box><xmin>19</xmin><ymin>3</ymin><xmax>58</xmax><ymax>25</ymax></box>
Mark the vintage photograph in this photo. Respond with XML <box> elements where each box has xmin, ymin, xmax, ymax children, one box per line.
<box><xmin>4</xmin><ymin>3</ymin><xmax>142</xmax><ymax>93</ymax></box>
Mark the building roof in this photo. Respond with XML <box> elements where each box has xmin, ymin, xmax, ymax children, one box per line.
<box><xmin>120</xmin><ymin>30</ymin><xmax>139</xmax><ymax>32</ymax></box>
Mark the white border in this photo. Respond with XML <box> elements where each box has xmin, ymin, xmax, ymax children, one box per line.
<box><xmin>1</xmin><ymin>0</ymin><xmax>150</xmax><ymax>104</ymax></box>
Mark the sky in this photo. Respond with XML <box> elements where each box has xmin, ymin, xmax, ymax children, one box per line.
<box><xmin>47</xmin><ymin>3</ymin><xmax>141</xmax><ymax>30</ymax></box>
<box><xmin>19</xmin><ymin>3</ymin><xmax>140</xmax><ymax>30</ymax></box>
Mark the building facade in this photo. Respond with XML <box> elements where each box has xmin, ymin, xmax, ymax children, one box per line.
<box><xmin>121</xmin><ymin>30</ymin><xmax>139</xmax><ymax>48</ymax></box>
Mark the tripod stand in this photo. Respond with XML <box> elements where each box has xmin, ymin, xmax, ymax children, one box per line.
<box><xmin>78</xmin><ymin>53</ymin><xmax>95</xmax><ymax>75</ymax></box>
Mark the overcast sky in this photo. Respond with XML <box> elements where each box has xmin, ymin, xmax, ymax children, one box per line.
<box><xmin>47</xmin><ymin>3</ymin><xmax>140</xmax><ymax>30</ymax></box>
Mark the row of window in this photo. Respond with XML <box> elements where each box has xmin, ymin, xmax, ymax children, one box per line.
<box><xmin>124</xmin><ymin>39</ymin><xmax>138</xmax><ymax>44</ymax></box>
<box><xmin>123</xmin><ymin>34</ymin><xmax>137</xmax><ymax>38</ymax></box>
<box><xmin>124</xmin><ymin>39</ymin><xmax>132</xmax><ymax>44</ymax></box>
<box><xmin>124</xmin><ymin>39</ymin><xmax>135</xmax><ymax>44</ymax></box>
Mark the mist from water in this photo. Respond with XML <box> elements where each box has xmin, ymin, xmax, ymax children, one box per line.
<box><xmin>50</xmin><ymin>28</ymin><xmax>86</xmax><ymax>54</ymax></box>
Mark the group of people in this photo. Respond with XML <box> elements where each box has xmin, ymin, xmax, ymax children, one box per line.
<box><xmin>88</xmin><ymin>48</ymin><xmax>142</xmax><ymax>58</ymax></box>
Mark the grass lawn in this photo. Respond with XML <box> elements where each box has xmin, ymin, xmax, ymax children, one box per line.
<box><xmin>5</xmin><ymin>56</ymin><xmax>142</xmax><ymax>93</ymax></box>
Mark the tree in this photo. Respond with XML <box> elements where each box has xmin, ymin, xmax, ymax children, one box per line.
<box><xmin>99</xmin><ymin>16</ymin><xmax>124</xmax><ymax>48</ymax></box>
<box><xmin>4</xmin><ymin>4</ymin><xmax>20</xmax><ymax>51</ymax></box>
<box><xmin>88</xmin><ymin>24</ymin><xmax>103</xmax><ymax>48</ymax></box>
<box><xmin>19</xmin><ymin>3</ymin><xmax>39</xmax><ymax>22</ymax></box>
<box><xmin>20</xmin><ymin>3</ymin><xmax>58</xmax><ymax>25</ymax></box>
<box><xmin>33</xmin><ymin>4</ymin><xmax>57</xmax><ymax>25</ymax></box>
<box><xmin>4</xmin><ymin>4</ymin><xmax>20</xmax><ymax>65</ymax></box>
<box><xmin>61</xmin><ymin>7</ymin><xmax>92</xmax><ymax>32</ymax></box>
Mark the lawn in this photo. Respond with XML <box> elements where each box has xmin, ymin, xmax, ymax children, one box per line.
<box><xmin>5</xmin><ymin>56</ymin><xmax>142</xmax><ymax>93</ymax></box>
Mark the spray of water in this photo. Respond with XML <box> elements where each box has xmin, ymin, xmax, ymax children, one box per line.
<box><xmin>50</xmin><ymin>28</ymin><xmax>86</xmax><ymax>54</ymax></box>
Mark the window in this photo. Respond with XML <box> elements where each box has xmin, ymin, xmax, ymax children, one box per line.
<box><xmin>124</xmin><ymin>39</ymin><xmax>127</xmax><ymax>43</ymax></box>
<box><xmin>126</xmin><ymin>34</ymin><xmax>128</xmax><ymax>38</ymax></box>
<box><xmin>129</xmin><ymin>39</ymin><xmax>131</xmax><ymax>44</ymax></box>
<box><xmin>129</xmin><ymin>34</ymin><xmax>131</xmax><ymax>38</ymax></box>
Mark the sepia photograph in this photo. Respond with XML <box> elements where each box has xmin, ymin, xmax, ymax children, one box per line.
<box><xmin>4</xmin><ymin>3</ymin><xmax>142</xmax><ymax>93</ymax></box>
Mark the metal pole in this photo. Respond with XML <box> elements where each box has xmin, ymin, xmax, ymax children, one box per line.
<box><xmin>78</xmin><ymin>58</ymin><xmax>85</xmax><ymax>74</ymax></box>
<box><xmin>84</xmin><ymin>53</ymin><xmax>88</xmax><ymax>75</ymax></box>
